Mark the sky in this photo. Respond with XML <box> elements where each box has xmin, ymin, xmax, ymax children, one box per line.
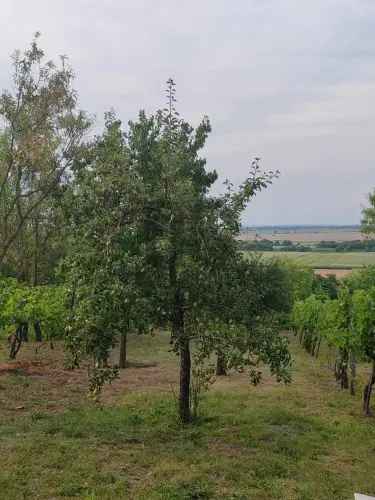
<box><xmin>1</xmin><ymin>0</ymin><xmax>375</xmax><ymax>226</ymax></box>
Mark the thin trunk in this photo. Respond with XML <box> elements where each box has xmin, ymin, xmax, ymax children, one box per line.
<box><xmin>20</xmin><ymin>322</ymin><xmax>28</xmax><ymax>342</ymax></box>
<box><xmin>9</xmin><ymin>325</ymin><xmax>22</xmax><ymax>359</ymax></box>
<box><xmin>298</xmin><ymin>329</ymin><xmax>304</xmax><ymax>345</ymax></box>
<box><xmin>334</xmin><ymin>359</ymin><xmax>341</xmax><ymax>381</ymax></box>
<box><xmin>33</xmin><ymin>215</ymin><xmax>39</xmax><ymax>287</ymax></box>
<box><xmin>341</xmin><ymin>367</ymin><xmax>349</xmax><ymax>390</ymax></box>
<box><xmin>216</xmin><ymin>351</ymin><xmax>227</xmax><ymax>376</ymax></box>
<box><xmin>337</xmin><ymin>350</ymin><xmax>349</xmax><ymax>390</ymax></box>
<box><xmin>363</xmin><ymin>360</ymin><xmax>375</xmax><ymax>416</ymax></box>
<box><xmin>315</xmin><ymin>336</ymin><xmax>322</xmax><ymax>358</ymax></box>
<box><xmin>34</xmin><ymin>320</ymin><xmax>43</xmax><ymax>342</ymax></box>
<box><xmin>169</xmin><ymin>238</ymin><xmax>192</xmax><ymax>423</ymax></box>
<box><xmin>179</xmin><ymin>335</ymin><xmax>191</xmax><ymax>423</ymax></box>
<box><xmin>349</xmin><ymin>351</ymin><xmax>356</xmax><ymax>396</ymax></box>
<box><xmin>119</xmin><ymin>332</ymin><xmax>127</xmax><ymax>369</ymax></box>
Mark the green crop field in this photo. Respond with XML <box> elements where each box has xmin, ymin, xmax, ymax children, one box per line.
<box><xmin>245</xmin><ymin>251</ymin><xmax>375</xmax><ymax>269</ymax></box>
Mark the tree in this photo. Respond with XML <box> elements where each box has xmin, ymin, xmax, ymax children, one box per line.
<box><xmin>351</xmin><ymin>288</ymin><xmax>375</xmax><ymax>415</ymax></box>
<box><xmin>213</xmin><ymin>255</ymin><xmax>292</xmax><ymax>377</ymax></box>
<box><xmin>64</xmin><ymin>112</ymin><xmax>156</xmax><ymax>377</ymax></box>
<box><xmin>361</xmin><ymin>191</ymin><xmax>375</xmax><ymax>236</ymax></box>
<box><xmin>0</xmin><ymin>33</ymin><xmax>90</xmax><ymax>270</ymax></box>
<box><xmin>279</xmin><ymin>261</ymin><xmax>314</xmax><ymax>302</ymax></box>
<box><xmin>65</xmin><ymin>80</ymin><xmax>291</xmax><ymax>422</ymax></box>
<box><xmin>125</xmin><ymin>79</ymin><xmax>290</xmax><ymax>422</ymax></box>
<box><xmin>320</xmin><ymin>289</ymin><xmax>358</xmax><ymax>393</ymax></box>
<box><xmin>292</xmin><ymin>295</ymin><xmax>322</xmax><ymax>356</ymax></box>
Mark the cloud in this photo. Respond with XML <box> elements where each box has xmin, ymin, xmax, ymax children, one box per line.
<box><xmin>1</xmin><ymin>0</ymin><xmax>375</xmax><ymax>224</ymax></box>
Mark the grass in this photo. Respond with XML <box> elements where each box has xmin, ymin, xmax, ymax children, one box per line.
<box><xmin>1</xmin><ymin>333</ymin><xmax>375</xmax><ymax>499</ymax></box>
<box><xmin>245</xmin><ymin>251</ymin><xmax>375</xmax><ymax>269</ymax></box>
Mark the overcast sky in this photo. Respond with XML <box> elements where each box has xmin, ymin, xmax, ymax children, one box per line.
<box><xmin>1</xmin><ymin>0</ymin><xmax>375</xmax><ymax>226</ymax></box>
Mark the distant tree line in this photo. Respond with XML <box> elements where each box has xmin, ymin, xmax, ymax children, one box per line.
<box><xmin>239</xmin><ymin>239</ymin><xmax>375</xmax><ymax>252</ymax></box>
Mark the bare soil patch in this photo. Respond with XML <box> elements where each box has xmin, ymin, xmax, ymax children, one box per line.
<box><xmin>314</xmin><ymin>268</ymin><xmax>353</xmax><ymax>278</ymax></box>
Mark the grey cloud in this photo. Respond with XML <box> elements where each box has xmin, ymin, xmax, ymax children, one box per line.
<box><xmin>1</xmin><ymin>0</ymin><xmax>375</xmax><ymax>224</ymax></box>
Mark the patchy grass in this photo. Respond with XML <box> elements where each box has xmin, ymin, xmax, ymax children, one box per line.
<box><xmin>0</xmin><ymin>333</ymin><xmax>375</xmax><ymax>499</ymax></box>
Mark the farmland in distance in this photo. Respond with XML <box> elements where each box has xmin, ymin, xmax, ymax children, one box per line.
<box><xmin>253</xmin><ymin>251</ymin><xmax>375</xmax><ymax>268</ymax></box>
<box><xmin>240</xmin><ymin>225</ymin><xmax>363</xmax><ymax>243</ymax></box>
<box><xmin>240</xmin><ymin>225</ymin><xmax>375</xmax><ymax>276</ymax></box>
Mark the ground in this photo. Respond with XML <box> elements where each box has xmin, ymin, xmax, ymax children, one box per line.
<box><xmin>1</xmin><ymin>332</ymin><xmax>375</xmax><ymax>499</ymax></box>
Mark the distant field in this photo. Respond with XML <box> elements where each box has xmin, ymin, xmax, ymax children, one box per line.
<box><xmin>241</xmin><ymin>225</ymin><xmax>363</xmax><ymax>243</ymax></box>
<box><xmin>245</xmin><ymin>251</ymin><xmax>375</xmax><ymax>269</ymax></box>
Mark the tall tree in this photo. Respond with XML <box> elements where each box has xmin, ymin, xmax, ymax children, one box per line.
<box><xmin>0</xmin><ymin>33</ymin><xmax>90</xmax><ymax>271</ymax></box>
<box><xmin>65</xmin><ymin>80</ymin><xmax>291</xmax><ymax>422</ymax></box>
<box><xmin>126</xmin><ymin>80</ymin><xmax>290</xmax><ymax>422</ymax></box>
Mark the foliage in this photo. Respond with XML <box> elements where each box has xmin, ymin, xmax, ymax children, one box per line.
<box><xmin>0</xmin><ymin>277</ymin><xmax>67</xmax><ymax>347</ymax></box>
<box><xmin>0</xmin><ymin>33</ymin><xmax>90</xmax><ymax>277</ymax></box>
<box><xmin>293</xmin><ymin>265</ymin><xmax>375</xmax><ymax>412</ymax></box>
<box><xmin>64</xmin><ymin>80</ymin><xmax>291</xmax><ymax>422</ymax></box>
<box><xmin>313</xmin><ymin>274</ymin><xmax>339</xmax><ymax>300</ymax></box>
<box><xmin>63</xmin><ymin>112</ymin><xmax>157</xmax><ymax>378</ymax></box>
<box><xmin>361</xmin><ymin>190</ymin><xmax>375</xmax><ymax>236</ymax></box>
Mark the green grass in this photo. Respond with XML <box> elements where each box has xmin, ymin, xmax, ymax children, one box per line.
<box><xmin>1</xmin><ymin>333</ymin><xmax>375</xmax><ymax>499</ymax></box>
<box><xmin>246</xmin><ymin>251</ymin><xmax>375</xmax><ymax>269</ymax></box>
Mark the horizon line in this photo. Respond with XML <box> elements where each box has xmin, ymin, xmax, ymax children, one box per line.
<box><xmin>242</xmin><ymin>224</ymin><xmax>361</xmax><ymax>229</ymax></box>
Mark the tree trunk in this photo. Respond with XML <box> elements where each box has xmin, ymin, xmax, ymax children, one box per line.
<box><xmin>34</xmin><ymin>320</ymin><xmax>43</xmax><ymax>342</ymax></box>
<box><xmin>216</xmin><ymin>351</ymin><xmax>227</xmax><ymax>376</ymax></box>
<box><xmin>174</xmin><ymin>289</ymin><xmax>191</xmax><ymax>423</ymax></box>
<box><xmin>168</xmin><ymin>240</ymin><xmax>191</xmax><ymax>423</ymax></box>
<box><xmin>363</xmin><ymin>360</ymin><xmax>375</xmax><ymax>416</ymax></box>
<box><xmin>336</xmin><ymin>350</ymin><xmax>349</xmax><ymax>390</ymax></box>
<box><xmin>20</xmin><ymin>322</ymin><xmax>28</xmax><ymax>342</ymax></box>
<box><xmin>349</xmin><ymin>351</ymin><xmax>356</xmax><ymax>396</ymax></box>
<box><xmin>341</xmin><ymin>368</ymin><xmax>349</xmax><ymax>389</ymax></box>
<box><xmin>179</xmin><ymin>335</ymin><xmax>191</xmax><ymax>424</ymax></box>
<box><xmin>298</xmin><ymin>329</ymin><xmax>304</xmax><ymax>345</ymax></box>
<box><xmin>334</xmin><ymin>359</ymin><xmax>340</xmax><ymax>381</ymax></box>
<box><xmin>33</xmin><ymin>215</ymin><xmax>39</xmax><ymax>287</ymax></box>
<box><xmin>315</xmin><ymin>336</ymin><xmax>322</xmax><ymax>358</ymax></box>
<box><xmin>9</xmin><ymin>325</ymin><xmax>23</xmax><ymax>359</ymax></box>
<box><xmin>119</xmin><ymin>332</ymin><xmax>127</xmax><ymax>369</ymax></box>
